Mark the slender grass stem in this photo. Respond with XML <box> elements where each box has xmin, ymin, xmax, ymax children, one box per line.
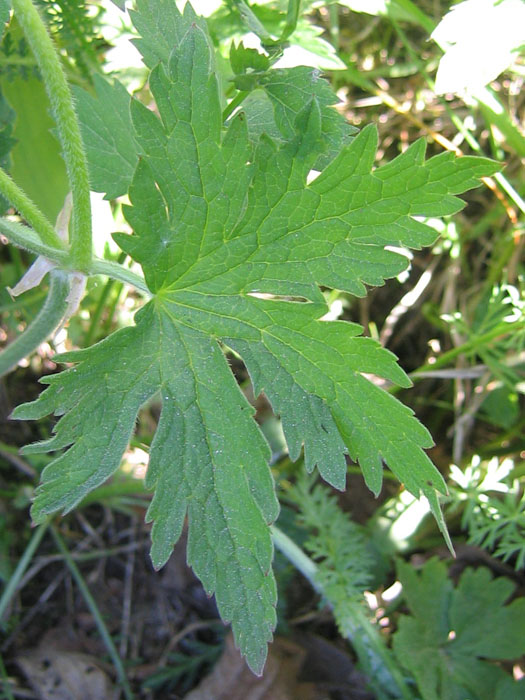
<box><xmin>8</xmin><ymin>245</ymin><xmax>23</xmax><ymax>279</ymax></box>
<box><xmin>100</xmin><ymin>281</ymin><xmax>124</xmax><ymax>338</ymax></box>
<box><xmin>0</xmin><ymin>287</ymin><xmax>47</xmax><ymax>313</ymax></box>
<box><xmin>12</xmin><ymin>0</ymin><xmax>92</xmax><ymax>270</ymax></box>
<box><xmin>51</xmin><ymin>526</ymin><xmax>134</xmax><ymax>700</ymax></box>
<box><xmin>328</xmin><ymin>4</ymin><xmax>339</xmax><ymax>50</ymax></box>
<box><xmin>0</xmin><ymin>521</ymin><xmax>50</xmax><ymax>627</ymax></box>
<box><xmin>394</xmin><ymin>0</ymin><xmax>435</xmax><ymax>34</ymax></box>
<box><xmin>405</xmin><ymin>321</ymin><xmax>525</xmax><ymax>386</ymax></box>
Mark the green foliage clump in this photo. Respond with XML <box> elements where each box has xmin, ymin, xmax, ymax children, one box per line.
<box><xmin>34</xmin><ymin>0</ymin><xmax>102</xmax><ymax>79</ymax></box>
<box><xmin>393</xmin><ymin>557</ymin><xmax>525</xmax><ymax>700</ymax></box>
<box><xmin>449</xmin><ymin>457</ymin><xmax>525</xmax><ymax>570</ymax></box>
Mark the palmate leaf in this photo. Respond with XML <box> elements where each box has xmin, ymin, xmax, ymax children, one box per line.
<box><xmin>12</xmin><ymin>1</ymin><xmax>499</xmax><ymax>673</ymax></box>
<box><xmin>239</xmin><ymin>65</ymin><xmax>357</xmax><ymax>170</ymax></box>
<box><xmin>392</xmin><ymin>558</ymin><xmax>525</xmax><ymax>700</ymax></box>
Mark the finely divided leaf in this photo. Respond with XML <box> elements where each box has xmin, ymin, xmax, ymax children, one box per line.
<box><xmin>14</xmin><ymin>0</ymin><xmax>499</xmax><ymax>673</ymax></box>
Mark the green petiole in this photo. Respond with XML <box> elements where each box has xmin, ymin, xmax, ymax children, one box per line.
<box><xmin>0</xmin><ymin>270</ymin><xmax>70</xmax><ymax>378</ymax></box>
<box><xmin>0</xmin><ymin>217</ymin><xmax>150</xmax><ymax>294</ymax></box>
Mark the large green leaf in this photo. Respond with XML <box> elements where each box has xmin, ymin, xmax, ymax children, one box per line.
<box><xmin>13</xmin><ymin>1</ymin><xmax>499</xmax><ymax>673</ymax></box>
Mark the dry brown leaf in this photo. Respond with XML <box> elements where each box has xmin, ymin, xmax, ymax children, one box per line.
<box><xmin>16</xmin><ymin>646</ymin><xmax>112</xmax><ymax>700</ymax></box>
<box><xmin>186</xmin><ymin>632</ymin><xmax>326</xmax><ymax>700</ymax></box>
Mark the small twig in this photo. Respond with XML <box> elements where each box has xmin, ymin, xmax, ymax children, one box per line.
<box><xmin>288</xmin><ymin>609</ymin><xmax>326</xmax><ymax>626</ymax></box>
<box><xmin>413</xmin><ymin>367</ymin><xmax>487</xmax><ymax>379</ymax></box>
<box><xmin>380</xmin><ymin>257</ymin><xmax>439</xmax><ymax>346</ymax></box>
<box><xmin>158</xmin><ymin>620</ymin><xmax>221</xmax><ymax>667</ymax></box>
<box><xmin>17</xmin><ymin>542</ymin><xmax>146</xmax><ymax>600</ymax></box>
<box><xmin>1</xmin><ymin>570</ymin><xmax>66</xmax><ymax>653</ymax></box>
<box><xmin>0</xmin><ymin>449</ymin><xmax>36</xmax><ymax>478</ymax></box>
<box><xmin>75</xmin><ymin>511</ymin><xmax>106</xmax><ymax>549</ymax></box>
<box><xmin>118</xmin><ymin>523</ymin><xmax>137</xmax><ymax>660</ymax></box>
<box><xmin>451</xmin><ymin>370</ymin><xmax>492</xmax><ymax>464</ymax></box>
<box><xmin>18</xmin><ymin>524</ymin><xmax>100</xmax><ymax>591</ymax></box>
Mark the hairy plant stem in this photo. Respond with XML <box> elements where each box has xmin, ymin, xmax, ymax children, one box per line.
<box><xmin>0</xmin><ymin>168</ymin><xmax>65</xmax><ymax>250</ymax></box>
<box><xmin>12</xmin><ymin>0</ymin><xmax>92</xmax><ymax>270</ymax></box>
<box><xmin>0</xmin><ymin>218</ymin><xmax>69</xmax><ymax>261</ymax></box>
<box><xmin>90</xmin><ymin>259</ymin><xmax>150</xmax><ymax>294</ymax></box>
<box><xmin>271</xmin><ymin>525</ymin><xmax>415</xmax><ymax>700</ymax></box>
